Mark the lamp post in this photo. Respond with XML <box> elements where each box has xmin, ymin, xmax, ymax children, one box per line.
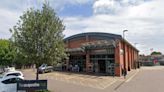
<box><xmin>123</xmin><ymin>30</ymin><xmax>128</xmax><ymax>39</ymax></box>
<box><xmin>123</xmin><ymin>30</ymin><xmax>128</xmax><ymax>78</ymax></box>
<box><xmin>134</xmin><ymin>43</ymin><xmax>138</xmax><ymax>47</ymax></box>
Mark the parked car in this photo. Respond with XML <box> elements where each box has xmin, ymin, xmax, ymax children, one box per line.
<box><xmin>54</xmin><ymin>63</ymin><xmax>63</xmax><ymax>71</ymax></box>
<box><xmin>0</xmin><ymin>71</ymin><xmax>24</xmax><ymax>80</ymax></box>
<box><xmin>38</xmin><ymin>64</ymin><xmax>53</xmax><ymax>73</ymax></box>
<box><xmin>0</xmin><ymin>66</ymin><xmax>15</xmax><ymax>74</ymax></box>
<box><xmin>4</xmin><ymin>67</ymin><xmax>15</xmax><ymax>72</ymax></box>
<box><xmin>0</xmin><ymin>67</ymin><xmax>3</xmax><ymax>74</ymax></box>
<box><xmin>0</xmin><ymin>76</ymin><xmax>24</xmax><ymax>92</ymax></box>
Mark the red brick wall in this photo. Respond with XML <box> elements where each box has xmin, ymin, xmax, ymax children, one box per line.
<box><xmin>67</xmin><ymin>36</ymin><xmax>99</xmax><ymax>72</ymax></box>
<box><xmin>65</xmin><ymin>35</ymin><xmax>139</xmax><ymax>76</ymax></box>
<box><xmin>115</xmin><ymin>41</ymin><xmax>122</xmax><ymax>76</ymax></box>
<box><xmin>68</xmin><ymin>37</ymin><xmax>86</xmax><ymax>48</ymax></box>
<box><xmin>67</xmin><ymin>37</ymin><xmax>100</xmax><ymax>48</ymax></box>
<box><xmin>118</xmin><ymin>40</ymin><xmax>139</xmax><ymax>75</ymax></box>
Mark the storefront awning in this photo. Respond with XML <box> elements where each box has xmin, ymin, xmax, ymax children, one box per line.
<box><xmin>66</xmin><ymin>48</ymin><xmax>85</xmax><ymax>52</ymax></box>
<box><xmin>81</xmin><ymin>40</ymin><xmax>116</xmax><ymax>50</ymax></box>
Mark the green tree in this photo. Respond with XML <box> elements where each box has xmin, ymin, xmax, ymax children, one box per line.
<box><xmin>0</xmin><ymin>39</ymin><xmax>15</xmax><ymax>66</ymax></box>
<box><xmin>10</xmin><ymin>3</ymin><xmax>66</xmax><ymax>79</ymax></box>
<box><xmin>151</xmin><ymin>51</ymin><xmax>162</xmax><ymax>55</ymax></box>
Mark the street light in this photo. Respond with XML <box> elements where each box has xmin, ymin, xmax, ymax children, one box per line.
<box><xmin>123</xmin><ymin>30</ymin><xmax>128</xmax><ymax>39</ymax></box>
<box><xmin>123</xmin><ymin>30</ymin><xmax>128</xmax><ymax>78</ymax></box>
<box><xmin>134</xmin><ymin>43</ymin><xmax>138</xmax><ymax>47</ymax></box>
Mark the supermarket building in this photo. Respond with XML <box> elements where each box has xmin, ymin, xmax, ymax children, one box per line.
<box><xmin>64</xmin><ymin>32</ymin><xmax>139</xmax><ymax>76</ymax></box>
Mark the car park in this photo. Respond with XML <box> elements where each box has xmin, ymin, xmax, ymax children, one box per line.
<box><xmin>38</xmin><ymin>64</ymin><xmax>53</xmax><ymax>73</ymax></box>
<box><xmin>0</xmin><ymin>76</ymin><xmax>24</xmax><ymax>92</ymax></box>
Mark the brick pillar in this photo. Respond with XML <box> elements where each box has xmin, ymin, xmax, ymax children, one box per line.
<box><xmin>115</xmin><ymin>45</ymin><xmax>121</xmax><ymax>76</ymax></box>
<box><xmin>130</xmin><ymin>47</ymin><xmax>132</xmax><ymax>69</ymax></box>
<box><xmin>132</xmin><ymin>49</ymin><xmax>135</xmax><ymax>69</ymax></box>
<box><xmin>127</xmin><ymin>46</ymin><xmax>131</xmax><ymax>71</ymax></box>
<box><xmin>125</xmin><ymin>44</ymin><xmax>128</xmax><ymax>70</ymax></box>
<box><xmin>86</xmin><ymin>51</ymin><xmax>91</xmax><ymax>72</ymax></box>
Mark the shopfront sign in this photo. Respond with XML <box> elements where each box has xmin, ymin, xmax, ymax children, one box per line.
<box><xmin>17</xmin><ymin>80</ymin><xmax>47</xmax><ymax>91</ymax></box>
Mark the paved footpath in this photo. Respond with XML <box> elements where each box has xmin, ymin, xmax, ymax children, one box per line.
<box><xmin>113</xmin><ymin>66</ymin><xmax>164</xmax><ymax>92</ymax></box>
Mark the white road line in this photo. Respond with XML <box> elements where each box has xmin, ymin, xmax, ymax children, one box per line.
<box><xmin>125</xmin><ymin>70</ymin><xmax>139</xmax><ymax>83</ymax></box>
<box><xmin>102</xmin><ymin>80</ymin><xmax>117</xmax><ymax>89</ymax></box>
<box><xmin>79</xmin><ymin>81</ymin><xmax>84</xmax><ymax>86</ymax></box>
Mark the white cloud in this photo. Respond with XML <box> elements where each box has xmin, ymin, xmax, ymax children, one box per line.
<box><xmin>0</xmin><ymin>0</ymin><xmax>164</xmax><ymax>55</ymax></box>
<box><xmin>0</xmin><ymin>0</ymin><xmax>50</xmax><ymax>39</ymax></box>
<box><xmin>121</xmin><ymin>0</ymin><xmax>146</xmax><ymax>5</ymax></box>
<box><xmin>93</xmin><ymin>0</ymin><xmax>154</xmax><ymax>15</ymax></box>
<box><xmin>0</xmin><ymin>0</ymin><xmax>93</xmax><ymax>39</ymax></box>
<box><xmin>126</xmin><ymin>0</ymin><xmax>164</xmax><ymax>18</ymax></box>
<box><xmin>0</xmin><ymin>8</ymin><xmax>22</xmax><ymax>39</ymax></box>
<box><xmin>64</xmin><ymin>0</ymin><xmax>164</xmax><ymax>55</ymax></box>
<box><xmin>93</xmin><ymin>0</ymin><xmax>122</xmax><ymax>14</ymax></box>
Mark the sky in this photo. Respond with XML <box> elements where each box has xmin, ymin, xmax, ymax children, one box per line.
<box><xmin>0</xmin><ymin>0</ymin><xmax>164</xmax><ymax>55</ymax></box>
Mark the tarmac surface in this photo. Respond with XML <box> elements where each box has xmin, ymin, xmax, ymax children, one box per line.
<box><xmin>21</xmin><ymin>66</ymin><xmax>164</xmax><ymax>92</ymax></box>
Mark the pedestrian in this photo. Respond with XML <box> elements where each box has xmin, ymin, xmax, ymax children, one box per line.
<box><xmin>121</xmin><ymin>65</ymin><xmax>123</xmax><ymax>74</ymax></box>
<box><xmin>123</xmin><ymin>68</ymin><xmax>127</xmax><ymax>79</ymax></box>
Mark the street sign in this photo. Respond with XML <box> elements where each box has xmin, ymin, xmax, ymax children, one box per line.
<box><xmin>17</xmin><ymin>80</ymin><xmax>47</xmax><ymax>92</ymax></box>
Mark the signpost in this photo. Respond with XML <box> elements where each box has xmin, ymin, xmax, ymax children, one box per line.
<box><xmin>17</xmin><ymin>80</ymin><xmax>47</xmax><ymax>92</ymax></box>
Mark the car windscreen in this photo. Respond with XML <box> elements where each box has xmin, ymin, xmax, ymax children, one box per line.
<box><xmin>40</xmin><ymin>64</ymin><xmax>46</xmax><ymax>67</ymax></box>
<box><xmin>6</xmin><ymin>73</ymin><xmax>21</xmax><ymax>76</ymax></box>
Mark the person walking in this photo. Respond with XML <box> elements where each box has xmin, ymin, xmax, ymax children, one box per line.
<box><xmin>123</xmin><ymin>68</ymin><xmax>127</xmax><ymax>79</ymax></box>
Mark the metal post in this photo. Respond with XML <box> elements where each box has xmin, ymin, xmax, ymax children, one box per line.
<box><xmin>123</xmin><ymin>30</ymin><xmax>128</xmax><ymax>78</ymax></box>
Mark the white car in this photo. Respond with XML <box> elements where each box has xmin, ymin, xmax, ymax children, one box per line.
<box><xmin>0</xmin><ymin>71</ymin><xmax>24</xmax><ymax>80</ymax></box>
<box><xmin>4</xmin><ymin>67</ymin><xmax>15</xmax><ymax>72</ymax></box>
<box><xmin>0</xmin><ymin>76</ymin><xmax>24</xmax><ymax>92</ymax></box>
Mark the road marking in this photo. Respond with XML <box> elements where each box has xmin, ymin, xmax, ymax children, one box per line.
<box><xmin>102</xmin><ymin>80</ymin><xmax>117</xmax><ymax>89</ymax></box>
<box><xmin>66</xmin><ymin>76</ymin><xmax>77</xmax><ymax>80</ymax></box>
<box><xmin>125</xmin><ymin>69</ymin><xmax>139</xmax><ymax>83</ymax></box>
<box><xmin>114</xmin><ymin>70</ymin><xmax>140</xmax><ymax>90</ymax></box>
<box><xmin>114</xmin><ymin>80</ymin><xmax>125</xmax><ymax>90</ymax></box>
<box><xmin>31</xmin><ymin>71</ymin><xmax>124</xmax><ymax>90</ymax></box>
<box><xmin>79</xmin><ymin>81</ymin><xmax>84</xmax><ymax>86</ymax></box>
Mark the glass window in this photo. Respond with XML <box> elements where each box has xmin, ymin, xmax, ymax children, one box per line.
<box><xmin>2</xmin><ymin>78</ymin><xmax>16</xmax><ymax>84</ymax></box>
<box><xmin>2</xmin><ymin>79</ymin><xmax>11</xmax><ymax>84</ymax></box>
<box><xmin>2</xmin><ymin>78</ymin><xmax>23</xmax><ymax>84</ymax></box>
<box><xmin>102</xmin><ymin>55</ymin><xmax>105</xmax><ymax>58</ymax></box>
<box><xmin>16</xmin><ymin>78</ymin><xmax>23</xmax><ymax>81</ymax></box>
<box><xmin>7</xmin><ymin>73</ymin><xmax>21</xmax><ymax>76</ymax></box>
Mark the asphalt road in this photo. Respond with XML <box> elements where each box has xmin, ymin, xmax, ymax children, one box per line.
<box><xmin>114</xmin><ymin>66</ymin><xmax>164</xmax><ymax>92</ymax></box>
<box><xmin>22</xmin><ymin>69</ymin><xmax>118</xmax><ymax>92</ymax></box>
<box><xmin>22</xmin><ymin>66</ymin><xmax>164</xmax><ymax>92</ymax></box>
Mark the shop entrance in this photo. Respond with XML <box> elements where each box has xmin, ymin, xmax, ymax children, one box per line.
<box><xmin>69</xmin><ymin>55</ymin><xmax>86</xmax><ymax>72</ymax></box>
<box><xmin>98</xmin><ymin>60</ymin><xmax>106</xmax><ymax>73</ymax></box>
<box><xmin>91</xmin><ymin>54</ymin><xmax>115</xmax><ymax>75</ymax></box>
